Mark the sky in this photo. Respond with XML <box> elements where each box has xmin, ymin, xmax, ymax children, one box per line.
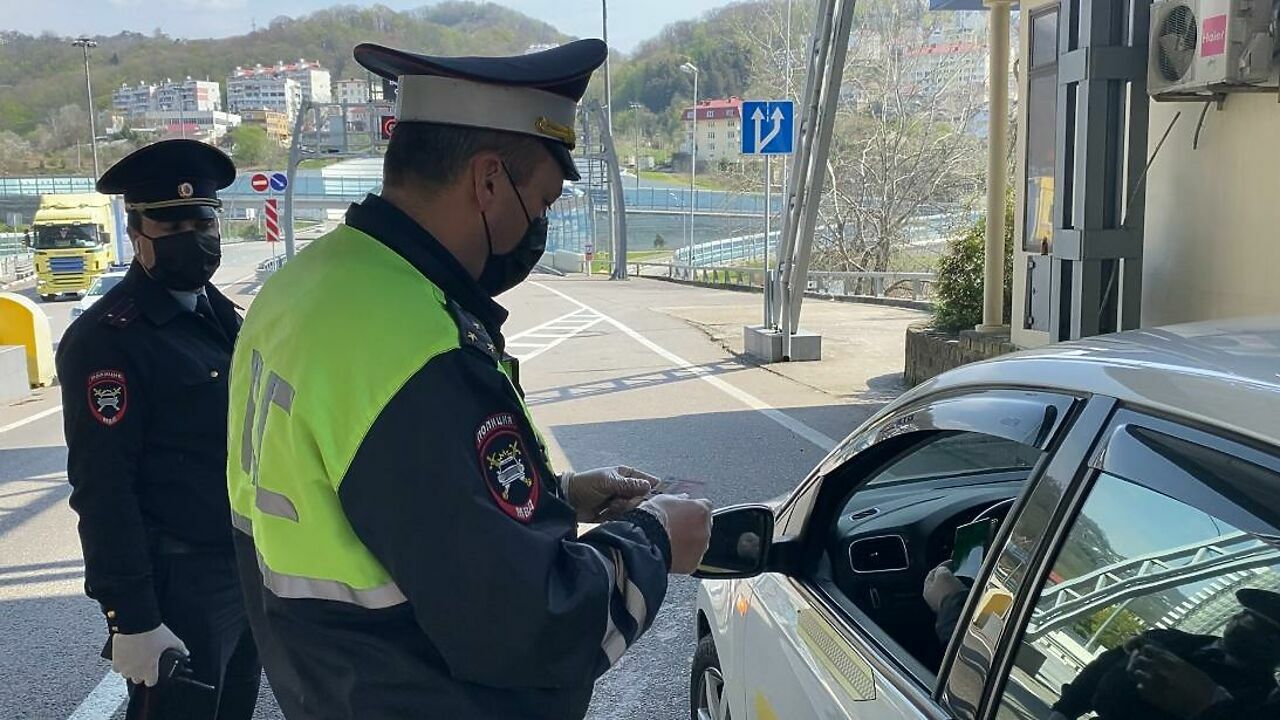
<box><xmin>1</xmin><ymin>0</ymin><xmax>736</xmax><ymax>54</ymax></box>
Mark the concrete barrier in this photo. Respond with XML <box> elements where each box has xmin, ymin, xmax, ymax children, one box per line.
<box><xmin>0</xmin><ymin>292</ymin><xmax>54</xmax><ymax>387</ymax></box>
<box><xmin>551</xmin><ymin>250</ymin><xmax>586</xmax><ymax>274</ymax></box>
<box><xmin>0</xmin><ymin>345</ymin><xmax>30</xmax><ymax>403</ymax></box>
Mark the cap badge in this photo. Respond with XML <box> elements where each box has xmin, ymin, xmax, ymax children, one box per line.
<box><xmin>534</xmin><ymin>117</ymin><xmax>576</xmax><ymax>147</ymax></box>
<box><xmin>177</xmin><ymin>182</ymin><xmax>195</xmax><ymax>199</ymax></box>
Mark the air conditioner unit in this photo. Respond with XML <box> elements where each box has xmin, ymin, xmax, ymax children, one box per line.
<box><xmin>1148</xmin><ymin>0</ymin><xmax>1278</xmax><ymax>97</ymax></box>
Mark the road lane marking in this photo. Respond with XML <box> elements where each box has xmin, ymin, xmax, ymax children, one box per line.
<box><xmin>0</xmin><ymin>406</ymin><xmax>62</xmax><ymax>435</ymax></box>
<box><xmin>66</xmin><ymin>672</ymin><xmax>127</xmax><ymax>720</ymax></box>
<box><xmin>507</xmin><ymin>308</ymin><xmax>607</xmax><ymax>363</ymax></box>
<box><xmin>530</xmin><ymin>282</ymin><xmax>837</xmax><ymax>451</ymax></box>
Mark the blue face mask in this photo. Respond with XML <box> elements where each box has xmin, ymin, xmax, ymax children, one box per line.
<box><xmin>478</xmin><ymin>164</ymin><xmax>548</xmax><ymax>297</ymax></box>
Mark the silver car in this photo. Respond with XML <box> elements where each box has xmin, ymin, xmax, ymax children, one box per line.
<box><xmin>693</xmin><ymin>317</ymin><xmax>1280</xmax><ymax>720</ymax></box>
<box><xmin>68</xmin><ymin>270</ymin><xmax>128</xmax><ymax>321</ymax></box>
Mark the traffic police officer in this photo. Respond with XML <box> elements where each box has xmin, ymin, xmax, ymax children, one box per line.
<box><xmin>57</xmin><ymin>139</ymin><xmax>261</xmax><ymax>719</ymax></box>
<box><xmin>227</xmin><ymin>40</ymin><xmax>713</xmax><ymax>719</ymax></box>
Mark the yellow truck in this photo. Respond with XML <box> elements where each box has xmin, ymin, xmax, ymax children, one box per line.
<box><xmin>28</xmin><ymin>193</ymin><xmax>126</xmax><ymax>301</ymax></box>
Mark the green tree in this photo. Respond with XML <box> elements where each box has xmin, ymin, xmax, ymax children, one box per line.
<box><xmin>228</xmin><ymin>125</ymin><xmax>282</xmax><ymax>169</ymax></box>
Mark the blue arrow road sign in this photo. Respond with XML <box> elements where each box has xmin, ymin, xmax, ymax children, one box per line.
<box><xmin>269</xmin><ymin>172</ymin><xmax>289</xmax><ymax>191</ymax></box>
<box><xmin>741</xmin><ymin>100</ymin><xmax>794</xmax><ymax>155</ymax></box>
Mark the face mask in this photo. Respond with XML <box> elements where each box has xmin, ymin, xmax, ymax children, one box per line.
<box><xmin>478</xmin><ymin>164</ymin><xmax>548</xmax><ymax>297</ymax></box>
<box><xmin>141</xmin><ymin>228</ymin><xmax>222</xmax><ymax>290</ymax></box>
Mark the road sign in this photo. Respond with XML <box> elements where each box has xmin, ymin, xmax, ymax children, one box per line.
<box><xmin>265</xmin><ymin>199</ymin><xmax>280</xmax><ymax>243</ymax></box>
<box><xmin>741</xmin><ymin>100</ymin><xmax>795</xmax><ymax>155</ymax></box>
<box><xmin>269</xmin><ymin>172</ymin><xmax>288</xmax><ymax>192</ymax></box>
<box><xmin>380</xmin><ymin>115</ymin><xmax>397</xmax><ymax>140</ymax></box>
<box><xmin>250</xmin><ymin>173</ymin><xmax>269</xmax><ymax>193</ymax></box>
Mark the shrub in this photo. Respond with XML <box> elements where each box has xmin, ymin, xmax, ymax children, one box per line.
<box><xmin>933</xmin><ymin>196</ymin><xmax>1014</xmax><ymax>333</ymax></box>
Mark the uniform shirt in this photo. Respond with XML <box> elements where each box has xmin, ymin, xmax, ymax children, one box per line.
<box><xmin>230</xmin><ymin>195</ymin><xmax>671</xmax><ymax>719</ymax></box>
<box><xmin>56</xmin><ymin>262</ymin><xmax>241</xmax><ymax>633</ymax></box>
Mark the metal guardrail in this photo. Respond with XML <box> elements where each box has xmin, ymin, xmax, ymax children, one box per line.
<box><xmin>631</xmin><ymin>262</ymin><xmax>936</xmax><ymax>302</ymax></box>
<box><xmin>0</xmin><ymin>233</ymin><xmax>33</xmax><ymax>285</ymax></box>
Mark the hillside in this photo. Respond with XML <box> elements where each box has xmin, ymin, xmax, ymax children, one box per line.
<box><xmin>0</xmin><ymin>2</ymin><xmax>570</xmax><ymax>136</ymax></box>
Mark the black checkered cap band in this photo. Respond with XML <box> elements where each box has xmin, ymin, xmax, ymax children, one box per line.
<box><xmin>395</xmin><ymin>75</ymin><xmax>578</xmax><ymax>149</ymax></box>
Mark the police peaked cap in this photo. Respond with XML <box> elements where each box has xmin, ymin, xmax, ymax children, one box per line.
<box><xmin>1237</xmin><ymin>588</ymin><xmax>1280</xmax><ymax>630</ymax></box>
<box><xmin>353</xmin><ymin>39</ymin><xmax>608</xmax><ymax>181</ymax></box>
<box><xmin>97</xmin><ymin>139</ymin><xmax>236</xmax><ymax>222</ymax></box>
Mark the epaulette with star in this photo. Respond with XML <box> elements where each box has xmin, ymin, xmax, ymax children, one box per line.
<box><xmin>101</xmin><ymin>297</ymin><xmax>140</xmax><ymax>328</ymax></box>
<box><xmin>446</xmin><ymin>300</ymin><xmax>499</xmax><ymax>362</ymax></box>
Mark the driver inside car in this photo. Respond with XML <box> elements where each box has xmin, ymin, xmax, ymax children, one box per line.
<box><xmin>923</xmin><ymin>562</ymin><xmax>972</xmax><ymax>645</ymax></box>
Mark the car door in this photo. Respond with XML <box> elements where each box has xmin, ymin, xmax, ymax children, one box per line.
<box><xmin>737</xmin><ymin>388</ymin><xmax>1083</xmax><ymax>720</ymax></box>
<box><xmin>960</xmin><ymin>408</ymin><xmax>1280</xmax><ymax>720</ymax></box>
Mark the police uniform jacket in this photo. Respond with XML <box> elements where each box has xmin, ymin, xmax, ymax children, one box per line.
<box><xmin>227</xmin><ymin>194</ymin><xmax>671</xmax><ymax>720</ymax></box>
<box><xmin>57</xmin><ymin>262</ymin><xmax>242</xmax><ymax>634</ymax></box>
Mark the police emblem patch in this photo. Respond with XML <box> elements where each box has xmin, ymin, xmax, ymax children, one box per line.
<box><xmin>475</xmin><ymin>413</ymin><xmax>539</xmax><ymax>522</ymax></box>
<box><xmin>87</xmin><ymin>370</ymin><xmax>128</xmax><ymax>426</ymax></box>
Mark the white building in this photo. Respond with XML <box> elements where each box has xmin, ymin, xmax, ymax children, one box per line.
<box><xmin>112</xmin><ymin>78</ymin><xmax>221</xmax><ymax>118</ymax></box>
<box><xmin>333</xmin><ymin>78</ymin><xmax>370</xmax><ymax>106</ymax></box>
<box><xmin>276</xmin><ymin>59</ymin><xmax>332</xmax><ymax>104</ymax></box>
<box><xmin>227</xmin><ymin>69</ymin><xmax>303</xmax><ymax>123</ymax></box>
<box><xmin>135</xmin><ymin>110</ymin><xmax>241</xmax><ymax>142</ymax></box>
<box><xmin>682</xmin><ymin>97</ymin><xmax>744</xmax><ymax>165</ymax></box>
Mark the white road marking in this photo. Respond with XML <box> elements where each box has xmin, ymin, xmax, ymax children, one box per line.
<box><xmin>531</xmin><ymin>282</ymin><xmax>838</xmax><ymax>452</ymax></box>
<box><xmin>66</xmin><ymin>672</ymin><xmax>127</xmax><ymax>720</ymax></box>
<box><xmin>0</xmin><ymin>406</ymin><xmax>62</xmax><ymax>435</ymax></box>
<box><xmin>221</xmin><ymin>271</ymin><xmax>257</xmax><ymax>287</ymax></box>
<box><xmin>507</xmin><ymin>308</ymin><xmax>607</xmax><ymax>363</ymax></box>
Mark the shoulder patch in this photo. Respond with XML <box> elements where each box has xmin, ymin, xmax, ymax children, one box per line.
<box><xmin>447</xmin><ymin>301</ymin><xmax>499</xmax><ymax>362</ymax></box>
<box><xmin>475</xmin><ymin>413</ymin><xmax>540</xmax><ymax>522</ymax></box>
<box><xmin>101</xmin><ymin>298</ymin><xmax>140</xmax><ymax>328</ymax></box>
<box><xmin>87</xmin><ymin>370</ymin><xmax>128</xmax><ymax>426</ymax></box>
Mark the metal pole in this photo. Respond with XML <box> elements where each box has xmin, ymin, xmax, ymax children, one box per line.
<box><xmin>631</xmin><ymin>102</ymin><xmax>642</xmax><ymax>193</ymax></box>
<box><xmin>602</xmin><ymin>0</ymin><xmax>618</xmax><ymax>274</ymax></box>
<box><xmin>979</xmin><ymin>1</ymin><xmax>1011</xmax><ymax>331</ymax></box>
<box><xmin>690</xmin><ymin>69</ymin><xmax>698</xmax><ymax>267</ymax></box>
<box><xmin>283</xmin><ymin>101</ymin><xmax>309</xmax><ymax>260</ymax></box>
<box><xmin>73</xmin><ymin>37</ymin><xmax>101</xmax><ymax>179</ymax></box>
<box><xmin>763</xmin><ymin>154</ymin><xmax>772</xmax><ymax>327</ymax></box>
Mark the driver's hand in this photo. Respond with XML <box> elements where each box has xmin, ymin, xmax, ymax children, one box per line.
<box><xmin>923</xmin><ymin>563</ymin><xmax>966</xmax><ymax>612</ymax></box>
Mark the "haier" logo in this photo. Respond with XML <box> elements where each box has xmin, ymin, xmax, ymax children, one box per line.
<box><xmin>1201</xmin><ymin>14</ymin><xmax>1228</xmax><ymax>57</ymax></box>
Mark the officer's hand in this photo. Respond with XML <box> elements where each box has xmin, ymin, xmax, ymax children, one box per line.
<box><xmin>111</xmin><ymin>623</ymin><xmax>188</xmax><ymax>687</ymax></box>
<box><xmin>563</xmin><ymin>466</ymin><xmax>659</xmax><ymax>522</ymax></box>
<box><xmin>923</xmin><ymin>562</ymin><xmax>966</xmax><ymax>613</ymax></box>
<box><xmin>639</xmin><ymin>494</ymin><xmax>713</xmax><ymax>574</ymax></box>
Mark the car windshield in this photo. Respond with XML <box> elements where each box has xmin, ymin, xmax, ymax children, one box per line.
<box><xmin>33</xmin><ymin>224</ymin><xmax>99</xmax><ymax>249</ymax></box>
<box><xmin>86</xmin><ymin>275</ymin><xmax>124</xmax><ymax>297</ymax></box>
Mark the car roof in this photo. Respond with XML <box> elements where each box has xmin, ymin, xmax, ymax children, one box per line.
<box><xmin>913</xmin><ymin>316</ymin><xmax>1280</xmax><ymax>449</ymax></box>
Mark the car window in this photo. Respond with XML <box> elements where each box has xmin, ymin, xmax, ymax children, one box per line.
<box><xmin>827</xmin><ymin>430</ymin><xmax>1047</xmax><ymax>676</ymax></box>
<box><xmin>88</xmin><ymin>275</ymin><xmax>123</xmax><ymax>296</ymax></box>
<box><xmin>866</xmin><ymin>432</ymin><xmax>1043</xmax><ymax>489</ymax></box>
<box><xmin>993</xmin><ymin>432</ymin><xmax>1280</xmax><ymax>720</ymax></box>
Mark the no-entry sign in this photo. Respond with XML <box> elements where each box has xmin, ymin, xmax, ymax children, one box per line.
<box><xmin>380</xmin><ymin>115</ymin><xmax>397</xmax><ymax>140</ymax></box>
<box><xmin>250</xmin><ymin>173</ymin><xmax>269</xmax><ymax>193</ymax></box>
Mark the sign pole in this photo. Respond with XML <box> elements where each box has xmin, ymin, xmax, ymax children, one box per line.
<box><xmin>763</xmin><ymin>154</ymin><xmax>772</xmax><ymax>328</ymax></box>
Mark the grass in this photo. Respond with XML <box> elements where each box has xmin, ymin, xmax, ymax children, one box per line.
<box><xmin>586</xmin><ymin>249</ymin><xmax>672</xmax><ymax>274</ymax></box>
<box><xmin>638</xmin><ymin>170</ymin><xmax>734</xmax><ymax>191</ymax></box>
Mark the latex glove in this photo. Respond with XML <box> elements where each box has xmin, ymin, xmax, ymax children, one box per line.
<box><xmin>923</xmin><ymin>562</ymin><xmax>966</xmax><ymax>612</ymax></box>
<box><xmin>562</xmin><ymin>466</ymin><xmax>659</xmax><ymax>522</ymax></box>
<box><xmin>111</xmin><ymin>623</ymin><xmax>188</xmax><ymax>687</ymax></box>
<box><xmin>1127</xmin><ymin>643</ymin><xmax>1225</xmax><ymax>719</ymax></box>
<box><xmin>639</xmin><ymin>493</ymin><xmax>713</xmax><ymax>574</ymax></box>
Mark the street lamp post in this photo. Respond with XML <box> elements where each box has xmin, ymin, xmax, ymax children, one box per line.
<box><xmin>71</xmin><ymin>36</ymin><xmax>101</xmax><ymax>179</ymax></box>
<box><xmin>680</xmin><ymin>62</ymin><xmax>699</xmax><ymax>267</ymax></box>
<box><xmin>629</xmin><ymin>101</ymin><xmax>642</xmax><ymax>193</ymax></box>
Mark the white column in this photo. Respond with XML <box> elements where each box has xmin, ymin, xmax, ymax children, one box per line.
<box><xmin>979</xmin><ymin>0</ymin><xmax>1012</xmax><ymax>332</ymax></box>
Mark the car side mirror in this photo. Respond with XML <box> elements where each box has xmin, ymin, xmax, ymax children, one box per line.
<box><xmin>692</xmin><ymin>504</ymin><xmax>776</xmax><ymax>580</ymax></box>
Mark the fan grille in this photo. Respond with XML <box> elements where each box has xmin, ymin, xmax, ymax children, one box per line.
<box><xmin>1157</xmin><ymin>5</ymin><xmax>1199</xmax><ymax>82</ymax></box>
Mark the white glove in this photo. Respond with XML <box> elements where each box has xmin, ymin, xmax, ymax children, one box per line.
<box><xmin>561</xmin><ymin>466</ymin><xmax>659</xmax><ymax>522</ymax></box>
<box><xmin>639</xmin><ymin>494</ymin><xmax>713</xmax><ymax>575</ymax></box>
<box><xmin>923</xmin><ymin>563</ymin><xmax>967</xmax><ymax>613</ymax></box>
<box><xmin>111</xmin><ymin>623</ymin><xmax>188</xmax><ymax>687</ymax></box>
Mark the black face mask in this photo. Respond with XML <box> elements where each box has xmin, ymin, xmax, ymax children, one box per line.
<box><xmin>478</xmin><ymin>164</ymin><xmax>548</xmax><ymax>297</ymax></box>
<box><xmin>141</xmin><ymin>228</ymin><xmax>222</xmax><ymax>290</ymax></box>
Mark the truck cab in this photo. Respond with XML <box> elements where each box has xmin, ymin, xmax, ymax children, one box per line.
<box><xmin>29</xmin><ymin>193</ymin><xmax>124</xmax><ymax>301</ymax></box>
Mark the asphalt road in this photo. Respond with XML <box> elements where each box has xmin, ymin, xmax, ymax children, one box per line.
<box><xmin>0</xmin><ymin>252</ymin><xmax>891</xmax><ymax>719</ymax></box>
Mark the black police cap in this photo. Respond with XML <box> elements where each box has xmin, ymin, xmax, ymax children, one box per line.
<box><xmin>96</xmin><ymin>139</ymin><xmax>236</xmax><ymax>222</ymax></box>
<box><xmin>1237</xmin><ymin>588</ymin><xmax>1280</xmax><ymax>630</ymax></box>
<box><xmin>353</xmin><ymin>39</ymin><xmax>608</xmax><ymax>181</ymax></box>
